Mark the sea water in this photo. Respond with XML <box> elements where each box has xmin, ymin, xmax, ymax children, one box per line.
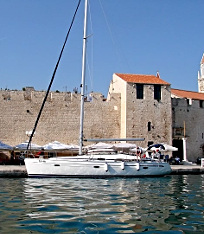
<box><xmin>0</xmin><ymin>175</ymin><xmax>203</xmax><ymax>233</ymax></box>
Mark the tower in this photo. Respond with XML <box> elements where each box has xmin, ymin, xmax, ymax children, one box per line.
<box><xmin>198</xmin><ymin>53</ymin><xmax>204</xmax><ymax>93</ymax></box>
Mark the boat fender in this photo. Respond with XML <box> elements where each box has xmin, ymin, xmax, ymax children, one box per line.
<box><xmin>136</xmin><ymin>163</ymin><xmax>140</xmax><ymax>171</ymax></box>
<box><xmin>121</xmin><ymin>161</ymin><xmax>125</xmax><ymax>170</ymax></box>
<box><xmin>104</xmin><ymin>163</ymin><xmax>108</xmax><ymax>172</ymax></box>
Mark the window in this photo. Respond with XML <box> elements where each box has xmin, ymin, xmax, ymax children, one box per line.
<box><xmin>136</xmin><ymin>84</ymin><xmax>143</xmax><ymax>99</ymax></box>
<box><xmin>148</xmin><ymin>122</ymin><xmax>151</xmax><ymax>131</ymax></box>
<box><xmin>187</xmin><ymin>99</ymin><xmax>192</xmax><ymax>106</ymax></box>
<box><xmin>200</xmin><ymin>100</ymin><xmax>204</xmax><ymax>108</ymax></box>
<box><xmin>154</xmin><ymin>85</ymin><xmax>161</xmax><ymax>101</ymax></box>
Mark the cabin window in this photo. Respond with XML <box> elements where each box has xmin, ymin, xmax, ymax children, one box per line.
<box><xmin>154</xmin><ymin>85</ymin><xmax>161</xmax><ymax>101</ymax></box>
<box><xmin>200</xmin><ymin>100</ymin><xmax>204</xmax><ymax>108</ymax></box>
<box><xmin>136</xmin><ymin>84</ymin><xmax>143</xmax><ymax>99</ymax></box>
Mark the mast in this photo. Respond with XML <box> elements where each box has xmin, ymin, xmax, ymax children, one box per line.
<box><xmin>79</xmin><ymin>0</ymin><xmax>88</xmax><ymax>155</ymax></box>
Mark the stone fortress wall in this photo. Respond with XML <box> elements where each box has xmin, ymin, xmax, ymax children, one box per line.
<box><xmin>172</xmin><ymin>98</ymin><xmax>204</xmax><ymax>161</ymax></box>
<box><xmin>0</xmin><ymin>89</ymin><xmax>121</xmax><ymax>147</ymax></box>
<box><xmin>125</xmin><ymin>82</ymin><xmax>172</xmax><ymax>147</ymax></box>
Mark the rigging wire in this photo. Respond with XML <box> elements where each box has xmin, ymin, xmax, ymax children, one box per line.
<box><xmin>88</xmin><ymin>1</ymin><xmax>94</xmax><ymax>93</ymax></box>
<box><xmin>26</xmin><ymin>0</ymin><xmax>82</xmax><ymax>151</ymax></box>
<box><xmin>98</xmin><ymin>0</ymin><xmax>130</xmax><ymax>72</ymax></box>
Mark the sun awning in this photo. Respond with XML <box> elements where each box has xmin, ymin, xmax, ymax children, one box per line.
<box><xmin>0</xmin><ymin>141</ymin><xmax>13</xmax><ymax>150</ymax></box>
<box><xmin>42</xmin><ymin>141</ymin><xmax>79</xmax><ymax>151</ymax></box>
<box><xmin>14</xmin><ymin>141</ymin><xmax>42</xmax><ymax>150</ymax></box>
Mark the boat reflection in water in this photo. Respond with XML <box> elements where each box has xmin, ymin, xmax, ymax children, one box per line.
<box><xmin>23</xmin><ymin>177</ymin><xmax>172</xmax><ymax>232</ymax></box>
<box><xmin>21</xmin><ymin>175</ymin><xmax>204</xmax><ymax>233</ymax></box>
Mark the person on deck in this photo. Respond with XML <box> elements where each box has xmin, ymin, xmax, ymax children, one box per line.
<box><xmin>155</xmin><ymin>149</ymin><xmax>161</xmax><ymax>160</ymax></box>
<box><xmin>35</xmin><ymin>148</ymin><xmax>45</xmax><ymax>157</ymax></box>
<box><xmin>151</xmin><ymin>150</ymin><xmax>156</xmax><ymax>159</ymax></box>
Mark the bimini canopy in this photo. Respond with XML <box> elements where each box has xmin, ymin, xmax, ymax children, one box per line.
<box><xmin>147</xmin><ymin>143</ymin><xmax>178</xmax><ymax>152</ymax></box>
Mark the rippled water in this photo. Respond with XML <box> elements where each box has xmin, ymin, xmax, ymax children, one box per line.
<box><xmin>0</xmin><ymin>175</ymin><xmax>204</xmax><ymax>233</ymax></box>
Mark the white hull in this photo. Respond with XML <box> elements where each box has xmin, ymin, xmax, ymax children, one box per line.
<box><xmin>24</xmin><ymin>155</ymin><xmax>172</xmax><ymax>178</ymax></box>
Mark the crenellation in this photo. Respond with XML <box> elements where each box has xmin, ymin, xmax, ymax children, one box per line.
<box><xmin>0</xmin><ymin>90</ymin><xmax>121</xmax><ymax>146</ymax></box>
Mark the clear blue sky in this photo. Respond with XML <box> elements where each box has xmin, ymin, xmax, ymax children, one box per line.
<box><xmin>0</xmin><ymin>0</ymin><xmax>204</xmax><ymax>96</ymax></box>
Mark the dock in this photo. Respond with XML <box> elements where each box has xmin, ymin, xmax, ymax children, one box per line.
<box><xmin>0</xmin><ymin>164</ymin><xmax>203</xmax><ymax>177</ymax></box>
<box><xmin>0</xmin><ymin>165</ymin><xmax>27</xmax><ymax>177</ymax></box>
<box><xmin>171</xmin><ymin>164</ymin><xmax>204</xmax><ymax>175</ymax></box>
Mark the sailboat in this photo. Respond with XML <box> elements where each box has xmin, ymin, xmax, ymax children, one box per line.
<box><xmin>24</xmin><ymin>0</ymin><xmax>172</xmax><ymax>177</ymax></box>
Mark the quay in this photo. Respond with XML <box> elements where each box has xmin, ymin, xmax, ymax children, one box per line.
<box><xmin>0</xmin><ymin>165</ymin><xmax>27</xmax><ymax>177</ymax></box>
<box><xmin>0</xmin><ymin>164</ymin><xmax>203</xmax><ymax>177</ymax></box>
<box><xmin>170</xmin><ymin>164</ymin><xmax>204</xmax><ymax>175</ymax></box>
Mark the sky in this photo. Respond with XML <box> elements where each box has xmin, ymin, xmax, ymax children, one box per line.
<box><xmin>0</xmin><ymin>0</ymin><xmax>204</xmax><ymax>96</ymax></box>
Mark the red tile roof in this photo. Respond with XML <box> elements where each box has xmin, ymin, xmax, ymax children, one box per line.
<box><xmin>115</xmin><ymin>73</ymin><xmax>170</xmax><ymax>85</ymax></box>
<box><xmin>171</xmin><ymin>88</ymin><xmax>204</xmax><ymax>100</ymax></box>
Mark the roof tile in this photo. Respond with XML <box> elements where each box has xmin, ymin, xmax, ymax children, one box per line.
<box><xmin>171</xmin><ymin>88</ymin><xmax>204</xmax><ymax>100</ymax></box>
<box><xmin>115</xmin><ymin>73</ymin><xmax>170</xmax><ymax>85</ymax></box>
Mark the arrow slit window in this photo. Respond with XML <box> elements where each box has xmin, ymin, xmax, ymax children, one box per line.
<box><xmin>136</xmin><ymin>84</ymin><xmax>143</xmax><ymax>99</ymax></box>
<box><xmin>154</xmin><ymin>85</ymin><xmax>161</xmax><ymax>101</ymax></box>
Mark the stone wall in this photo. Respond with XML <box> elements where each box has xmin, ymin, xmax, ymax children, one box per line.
<box><xmin>126</xmin><ymin>83</ymin><xmax>172</xmax><ymax>148</ymax></box>
<box><xmin>0</xmin><ymin>90</ymin><xmax>121</xmax><ymax>147</ymax></box>
<box><xmin>108</xmin><ymin>74</ymin><xmax>127</xmax><ymax>138</ymax></box>
<box><xmin>172</xmin><ymin>98</ymin><xmax>204</xmax><ymax>161</ymax></box>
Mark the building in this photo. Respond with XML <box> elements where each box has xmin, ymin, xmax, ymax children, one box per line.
<box><xmin>198</xmin><ymin>53</ymin><xmax>204</xmax><ymax>93</ymax></box>
<box><xmin>106</xmin><ymin>54</ymin><xmax>204</xmax><ymax>162</ymax></box>
<box><xmin>171</xmin><ymin>53</ymin><xmax>204</xmax><ymax>161</ymax></box>
<box><xmin>107</xmin><ymin>73</ymin><xmax>172</xmax><ymax>148</ymax></box>
<box><xmin>171</xmin><ymin>89</ymin><xmax>204</xmax><ymax>162</ymax></box>
<box><xmin>1</xmin><ymin>55</ymin><xmax>204</xmax><ymax>162</ymax></box>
